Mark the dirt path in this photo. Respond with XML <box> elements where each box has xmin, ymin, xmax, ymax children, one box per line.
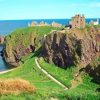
<box><xmin>35</xmin><ymin>57</ymin><xmax>68</xmax><ymax>90</ymax></box>
<box><xmin>71</xmin><ymin>74</ymin><xmax>82</xmax><ymax>89</ymax></box>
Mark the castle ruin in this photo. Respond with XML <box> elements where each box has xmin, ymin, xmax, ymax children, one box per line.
<box><xmin>70</xmin><ymin>14</ymin><xmax>85</xmax><ymax>28</ymax></box>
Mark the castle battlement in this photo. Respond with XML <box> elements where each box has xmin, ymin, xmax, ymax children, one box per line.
<box><xmin>70</xmin><ymin>14</ymin><xmax>85</xmax><ymax>29</ymax></box>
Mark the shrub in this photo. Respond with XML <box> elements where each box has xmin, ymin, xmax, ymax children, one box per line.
<box><xmin>0</xmin><ymin>79</ymin><xmax>36</xmax><ymax>95</ymax></box>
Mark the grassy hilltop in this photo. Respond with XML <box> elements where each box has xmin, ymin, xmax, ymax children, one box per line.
<box><xmin>4</xmin><ymin>26</ymin><xmax>61</xmax><ymax>66</ymax></box>
<box><xmin>5</xmin><ymin>26</ymin><xmax>60</xmax><ymax>47</ymax></box>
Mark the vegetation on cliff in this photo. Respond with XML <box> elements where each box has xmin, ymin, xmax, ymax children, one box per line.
<box><xmin>4</xmin><ymin>26</ymin><xmax>61</xmax><ymax>66</ymax></box>
<box><xmin>5</xmin><ymin>26</ymin><xmax>61</xmax><ymax>47</ymax></box>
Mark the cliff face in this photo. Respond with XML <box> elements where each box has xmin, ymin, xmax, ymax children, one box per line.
<box><xmin>4</xmin><ymin>43</ymin><xmax>35</xmax><ymax>66</ymax></box>
<box><xmin>83</xmin><ymin>60</ymin><xmax>100</xmax><ymax>83</ymax></box>
<box><xmin>4</xmin><ymin>28</ymin><xmax>36</xmax><ymax>66</ymax></box>
<box><xmin>42</xmin><ymin>27</ymin><xmax>100</xmax><ymax>68</ymax></box>
<box><xmin>4</xmin><ymin>26</ymin><xmax>61</xmax><ymax>66</ymax></box>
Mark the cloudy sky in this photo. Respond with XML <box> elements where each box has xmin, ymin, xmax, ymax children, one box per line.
<box><xmin>0</xmin><ymin>0</ymin><xmax>100</xmax><ymax>20</ymax></box>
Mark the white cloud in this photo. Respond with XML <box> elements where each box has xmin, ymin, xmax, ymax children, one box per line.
<box><xmin>70</xmin><ymin>2</ymin><xmax>100</xmax><ymax>8</ymax></box>
<box><xmin>70</xmin><ymin>3</ymin><xmax>86</xmax><ymax>7</ymax></box>
<box><xmin>90</xmin><ymin>3</ymin><xmax>100</xmax><ymax>7</ymax></box>
<box><xmin>0</xmin><ymin>0</ymin><xmax>5</xmax><ymax>1</ymax></box>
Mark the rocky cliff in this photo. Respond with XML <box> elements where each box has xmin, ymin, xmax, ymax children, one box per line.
<box><xmin>41</xmin><ymin>27</ymin><xmax>100</xmax><ymax>69</ymax></box>
<box><xmin>83</xmin><ymin>59</ymin><xmax>100</xmax><ymax>83</ymax></box>
<box><xmin>4</xmin><ymin>29</ymin><xmax>36</xmax><ymax>66</ymax></box>
<box><xmin>4</xmin><ymin>26</ymin><xmax>61</xmax><ymax>66</ymax></box>
<box><xmin>0</xmin><ymin>36</ymin><xmax>4</xmax><ymax>44</ymax></box>
<box><xmin>78</xmin><ymin>56</ymin><xmax>100</xmax><ymax>83</ymax></box>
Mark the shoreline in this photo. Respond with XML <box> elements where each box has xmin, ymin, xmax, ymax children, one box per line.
<box><xmin>0</xmin><ymin>44</ymin><xmax>13</xmax><ymax>72</ymax></box>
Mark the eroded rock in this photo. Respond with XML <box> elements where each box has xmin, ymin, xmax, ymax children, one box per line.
<box><xmin>41</xmin><ymin>27</ymin><xmax>100</xmax><ymax>68</ymax></box>
<box><xmin>3</xmin><ymin>32</ymin><xmax>36</xmax><ymax>67</ymax></box>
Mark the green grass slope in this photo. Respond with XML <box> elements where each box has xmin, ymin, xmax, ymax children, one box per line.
<box><xmin>0</xmin><ymin>54</ymin><xmax>99</xmax><ymax>100</ymax></box>
<box><xmin>0</xmin><ymin>53</ymin><xmax>64</xmax><ymax>100</ymax></box>
<box><xmin>39</xmin><ymin>58</ymin><xmax>100</xmax><ymax>100</ymax></box>
<box><xmin>0</xmin><ymin>26</ymin><xmax>100</xmax><ymax>100</ymax></box>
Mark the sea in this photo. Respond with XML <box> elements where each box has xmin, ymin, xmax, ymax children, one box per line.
<box><xmin>0</xmin><ymin>18</ymin><xmax>100</xmax><ymax>36</ymax></box>
<box><xmin>0</xmin><ymin>18</ymin><xmax>100</xmax><ymax>71</ymax></box>
<box><xmin>0</xmin><ymin>45</ymin><xmax>10</xmax><ymax>71</ymax></box>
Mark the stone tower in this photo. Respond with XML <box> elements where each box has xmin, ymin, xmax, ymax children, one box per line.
<box><xmin>71</xmin><ymin>14</ymin><xmax>85</xmax><ymax>28</ymax></box>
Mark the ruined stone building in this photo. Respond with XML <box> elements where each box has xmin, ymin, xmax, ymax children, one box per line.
<box><xmin>28</xmin><ymin>21</ymin><xmax>37</xmax><ymax>27</ymax></box>
<box><xmin>90</xmin><ymin>19</ymin><xmax>99</xmax><ymax>25</ymax></box>
<box><xmin>28</xmin><ymin>21</ymin><xmax>49</xmax><ymax>27</ymax></box>
<box><xmin>51</xmin><ymin>21</ymin><xmax>62</xmax><ymax>27</ymax></box>
<box><xmin>28</xmin><ymin>21</ymin><xmax>62</xmax><ymax>27</ymax></box>
<box><xmin>0</xmin><ymin>36</ymin><xmax>4</xmax><ymax>43</ymax></box>
<box><xmin>70</xmin><ymin>14</ymin><xmax>85</xmax><ymax>28</ymax></box>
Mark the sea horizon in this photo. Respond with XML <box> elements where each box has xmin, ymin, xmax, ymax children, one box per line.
<box><xmin>0</xmin><ymin>18</ymin><xmax>100</xmax><ymax>36</ymax></box>
<box><xmin>0</xmin><ymin>17</ymin><xmax>100</xmax><ymax>21</ymax></box>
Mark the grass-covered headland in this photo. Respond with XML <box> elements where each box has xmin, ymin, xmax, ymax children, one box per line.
<box><xmin>0</xmin><ymin>26</ymin><xmax>100</xmax><ymax>100</ymax></box>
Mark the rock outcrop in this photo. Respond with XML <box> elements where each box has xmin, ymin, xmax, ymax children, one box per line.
<box><xmin>41</xmin><ymin>27</ymin><xmax>100</xmax><ymax>68</ymax></box>
<box><xmin>0</xmin><ymin>36</ymin><xmax>4</xmax><ymax>43</ymax></box>
<box><xmin>3</xmin><ymin>30</ymin><xmax>36</xmax><ymax>66</ymax></box>
<box><xmin>80</xmin><ymin>58</ymin><xmax>100</xmax><ymax>83</ymax></box>
<box><xmin>3</xmin><ymin>26</ymin><xmax>60</xmax><ymax>67</ymax></box>
<box><xmin>4</xmin><ymin>44</ymin><xmax>35</xmax><ymax>66</ymax></box>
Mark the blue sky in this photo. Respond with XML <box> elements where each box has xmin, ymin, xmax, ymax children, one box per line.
<box><xmin>0</xmin><ymin>0</ymin><xmax>100</xmax><ymax>20</ymax></box>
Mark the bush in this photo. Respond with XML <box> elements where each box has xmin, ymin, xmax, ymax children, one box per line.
<box><xmin>0</xmin><ymin>79</ymin><xmax>36</xmax><ymax>95</ymax></box>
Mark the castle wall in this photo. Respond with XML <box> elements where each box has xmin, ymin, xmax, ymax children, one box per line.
<box><xmin>71</xmin><ymin>15</ymin><xmax>85</xmax><ymax>29</ymax></box>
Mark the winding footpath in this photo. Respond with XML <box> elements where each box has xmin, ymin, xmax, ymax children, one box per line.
<box><xmin>0</xmin><ymin>68</ymin><xmax>16</xmax><ymax>74</ymax></box>
<box><xmin>35</xmin><ymin>57</ymin><xmax>68</xmax><ymax>90</ymax></box>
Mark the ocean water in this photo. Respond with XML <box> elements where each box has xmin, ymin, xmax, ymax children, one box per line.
<box><xmin>0</xmin><ymin>19</ymin><xmax>100</xmax><ymax>36</ymax></box>
<box><xmin>0</xmin><ymin>45</ymin><xmax>10</xmax><ymax>71</ymax></box>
